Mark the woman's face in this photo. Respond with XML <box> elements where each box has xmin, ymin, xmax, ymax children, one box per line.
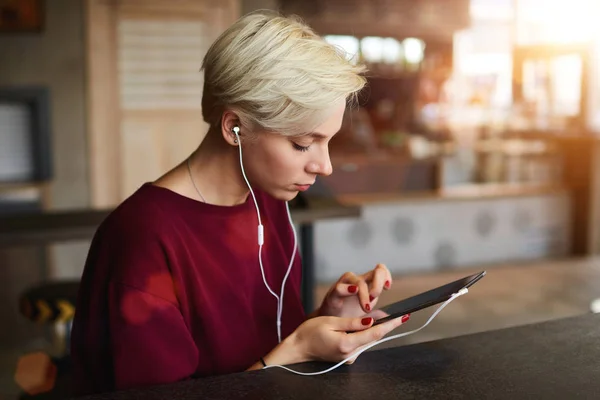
<box><xmin>240</xmin><ymin>101</ymin><xmax>346</xmax><ymax>201</ymax></box>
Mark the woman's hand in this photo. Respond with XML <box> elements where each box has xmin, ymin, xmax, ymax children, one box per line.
<box><xmin>291</xmin><ymin>314</ymin><xmax>406</xmax><ymax>364</ymax></box>
<box><xmin>247</xmin><ymin>314</ymin><xmax>408</xmax><ymax>370</ymax></box>
<box><xmin>317</xmin><ymin>263</ymin><xmax>393</xmax><ymax>318</ymax></box>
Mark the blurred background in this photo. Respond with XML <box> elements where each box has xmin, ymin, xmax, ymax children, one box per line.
<box><xmin>2</xmin><ymin>0</ymin><xmax>600</xmax><ymax>398</ymax></box>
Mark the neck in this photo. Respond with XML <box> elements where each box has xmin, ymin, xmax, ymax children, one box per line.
<box><xmin>188</xmin><ymin>132</ymin><xmax>249</xmax><ymax>206</ymax></box>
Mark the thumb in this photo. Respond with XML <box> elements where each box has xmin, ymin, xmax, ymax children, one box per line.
<box><xmin>334</xmin><ymin>316</ymin><xmax>374</xmax><ymax>333</ymax></box>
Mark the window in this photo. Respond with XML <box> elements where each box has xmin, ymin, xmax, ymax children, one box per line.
<box><xmin>324</xmin><ymin>35</ymin><xmax>360</xmax><ymax>64</ymax></box>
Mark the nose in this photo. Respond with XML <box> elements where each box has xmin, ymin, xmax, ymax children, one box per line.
<box><xmin>307</xmin><ymin>147</ymin><xmax>333</xmax><ymax>177</ymax></box>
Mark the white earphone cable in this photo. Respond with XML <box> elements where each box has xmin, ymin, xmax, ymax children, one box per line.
<box><xmin>234</xmin><ymin>128</ymin><xmax>297</xmax><ymax>344</ymax></box>
<box><xmin>278</xmin><ymin>202</ymin><xmax>298</xmax><ymax>341</ymax></box>
<box><xmin>262</xmin><ymin>288</ymin><xmax>469</xmax><ymax>375</ymax></box>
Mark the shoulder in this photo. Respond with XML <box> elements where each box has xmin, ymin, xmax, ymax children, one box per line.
<box><xmin>98</xmin><ymin>183</ymin><xmax>173</xmax><ymax>240</ymax></box>
<box><xmin>86</xmin><ymin>184</ymin><xmax>178</xmax><ymax>291</ymax></box>
<box><xmin>88</xmin><ymin>184</ymin><xmax>176</xmax><ymax>272</ymax></box>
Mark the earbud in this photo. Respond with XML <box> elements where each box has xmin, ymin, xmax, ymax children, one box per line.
<box><xmin>232</xmin><ymin>126</ymin><xmax>240</xmax><ymax>144</ymax></box>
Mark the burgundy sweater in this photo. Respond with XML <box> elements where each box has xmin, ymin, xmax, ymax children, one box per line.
<box><xmin>70</xmin><ymin>184</ymin><xmax>306</xmax><ymax>395</ymax></box>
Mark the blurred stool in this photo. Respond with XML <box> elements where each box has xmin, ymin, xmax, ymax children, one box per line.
<box><xmin>19</xmin><ymin>280</ymin><xmax>79</xmax><ymax>353</ymax></box>
<box><xmin>16</xmin><ymin>280</ymin><xmax>79</xmax><ymax>398</ymax></box>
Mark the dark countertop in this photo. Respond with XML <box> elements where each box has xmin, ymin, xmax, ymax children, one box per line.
<box><xmin>74</xmin><ymin>313</ymin><xmax>600</xmax><ymax>400</ymax></box>
<box><xmin>0</xmin><ymin>198</ymin><xmax>360</xmax><ymax>248</ymax></box>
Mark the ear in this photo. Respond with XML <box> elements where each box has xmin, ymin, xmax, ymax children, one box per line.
<box><xmin>220</xmin><ymin>110</ymin><xmax>240</xmax><ymax>146</ymax></box>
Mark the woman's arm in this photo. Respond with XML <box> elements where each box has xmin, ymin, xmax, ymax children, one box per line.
<box><xmin>245</xmin><ymin>333</ymin><xmax>304</xmax><ymax>371</ymax></box>
<box><xmin>246</xmin><ymin>314</ymin><xmax>407</xmax><ymax>371</ymax></box>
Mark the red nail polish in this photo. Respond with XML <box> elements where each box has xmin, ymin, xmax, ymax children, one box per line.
<box><xmin>384</xmin><ymin>280</ymin><xmax>391</xmax><ymax>289</ymax></box>
<box><xmin>401</xmin><ymin>314</ymin><xmax>410</xmax><ymax>323</ymax></box>
<box><xmin>369</xmin><ymin>295</ymin><xmax>375</xmax><ymax>302</ymax></box>
<box><xmin>365</xmin><ymin>303</ymin><xmax>371</xmax><ymax>312</ymax></box>
<box><xmin>348</xmin><ymin>285</ymin><xmax>357</xmax><ymax>293</ymax></box>
<box><xmin>361</xmin><ymin>317</ymin><xmax>373</xmax><ymax>326</ymax></box>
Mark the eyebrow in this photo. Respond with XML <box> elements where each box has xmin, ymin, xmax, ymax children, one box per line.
<box><xmin>308</xmin><ymin>131</ymin><xmax>340</xmax><ymax>139</ymax></box>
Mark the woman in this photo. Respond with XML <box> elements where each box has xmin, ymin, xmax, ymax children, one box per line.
<box><xmin>70</xmin><ymin>10</ymin><xmax>408</xmax><ymax>395</ymax></box>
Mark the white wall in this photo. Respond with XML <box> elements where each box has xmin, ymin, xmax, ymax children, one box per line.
<box><xmin>314</xmin><ymin>192</ymin><xmax>571</xmax><ymax>282</ymax></box>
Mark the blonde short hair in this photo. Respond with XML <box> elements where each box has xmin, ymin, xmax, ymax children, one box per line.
<box><xmin>201</xmin><ymin>10</ymin><xmax>367</xmax><ymax>136</ymax></box>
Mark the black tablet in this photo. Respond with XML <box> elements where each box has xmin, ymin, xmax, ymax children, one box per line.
<box><xmin>372</xmin><ymin>271</ymin><xmax>486</xmax><ymax>326</ymax></box>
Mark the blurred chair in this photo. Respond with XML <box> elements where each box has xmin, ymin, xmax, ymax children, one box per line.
<box><xmin>16</xmin><ymin>280</ymin><xmax>79</xmax><ymax>399</ymax></box>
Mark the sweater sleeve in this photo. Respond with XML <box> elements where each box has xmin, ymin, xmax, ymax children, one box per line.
<box><xmin>108</xmin><ymin>281</ymin><xmax>199</xmax><ymax>390</ymax></box>
<box><xmin>71</xmin><ymin>195</ymin><xmax>202</xmax><ymax>395</ymax></box>
<box><xmin>101</xmin><ymin>206</ymin><xmax>200</xmax><ymax>390</ymax></box>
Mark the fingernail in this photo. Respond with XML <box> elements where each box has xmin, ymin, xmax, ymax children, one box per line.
<box><xmin>348</xmin><ymin>285</ymin><xmax>358</xmax><ymax>293</ymax></box>
<box><xmin>384</xmin><ymin>280</ymin><xmax>391</xmax><ymax>289</ymax></box>
<box><xmin>365</xmin><ymin>303</ymin><xmax>371</xmax><ymax>312</ymax></box>
<box><xmin>369</xmin><ymin>295</ymin><xmax>375</xmax><ymax>302</ymax></box>
<box><xmin>361</xmin><ymin>317</ymin><xmax>373</xmax><ymax>326</ymax></box>
<box><xmin>401</xmin><ymin>314</ymin><xmax>410</xmax><ymax>323</ymax></box>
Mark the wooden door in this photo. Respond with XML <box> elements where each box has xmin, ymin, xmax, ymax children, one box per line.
<box><xmin>86</xmin><ymin>0</ymin><xmax>239</xmax><ymax>207</ymax></box>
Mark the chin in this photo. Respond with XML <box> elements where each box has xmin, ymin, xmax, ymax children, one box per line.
<box><xmin>267</xmin><ymin>188</ymin><xmax>299</xmax><ymax>202</ymax></box>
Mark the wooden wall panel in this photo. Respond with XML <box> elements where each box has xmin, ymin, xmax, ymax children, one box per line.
<box><xmin>86</xmin><ymin>0</ymin><xmax>121</xmax><ymax>208</ymax></box>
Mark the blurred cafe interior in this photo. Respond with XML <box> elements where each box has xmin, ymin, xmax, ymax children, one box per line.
<box><xmin>2</xmin><ymin>0</ymin><xmax>600</xmax><ymax>397</ymax></box>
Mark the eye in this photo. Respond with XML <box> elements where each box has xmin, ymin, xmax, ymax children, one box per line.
<box><xmin>292</xmin><ymin>142</ymin><xmax>310</xmax><ymax>152</ymax></box>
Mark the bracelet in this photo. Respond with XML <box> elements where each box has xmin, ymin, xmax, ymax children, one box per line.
<box><xmin>260</xmin><ymin>357</ymin><xmax>267</xmax><ymax>367</ymax></box>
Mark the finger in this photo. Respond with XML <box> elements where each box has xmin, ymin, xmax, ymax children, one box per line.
<box><xmin>359</xmin><ymin>263</ymin><xmax>389</xmax><ymax>284</ymax></box>
<box><xmin>368</xmin><ymin>264</ymin><xmax>392</xmax><ymax>299</ymax></box>
<box><xmin>334</xmin><ymin>316</ymin><xmax>375</xmax><ymax>333</ymax></box>
<box><xmin>377</xmin><ymin>313</ymin><xmax>410</xmax><ymax>333</ymax></box>
<box><xmin>340</xmin><ymin>272</ymin><xmax>370</xmax><ymax>311</ymax></box>
<box><xmin>382</xmin><ymin>265</ymin><xmax>393</xmax><ymax>290</ymax></box>
<box><xmin>338</xmin><ymin>271</ymin><xmax>379</xmax><ymax>312</ymax></box>
<box><xmin>346</xmin><ymin>314</ymin><xmax>409</xmax><ymax>349</ymax></box>
<box><xmin>356</xmin><ymin>278</ymin><xmax>371</xmax><ymax>313</ymax></box>
<box><xmin>330</xmin><ymin>282</ymin><xmax>359</xmax><ymax>298</ymax></box>
<box><xmin>338</xmin><ymin>271</ymin><xmax>360</xmax><ymax>284</ymax></box>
